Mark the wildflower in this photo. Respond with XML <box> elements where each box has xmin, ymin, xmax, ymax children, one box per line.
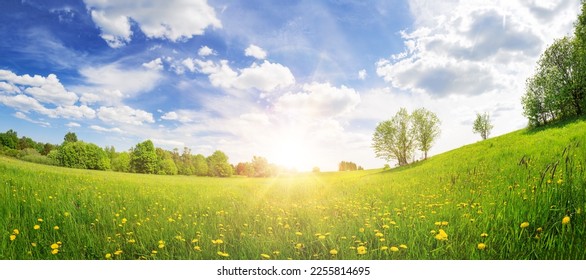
<box><xmin>480</xmin><ymin>233</ymin><xmax>488</xmax><ymax>238</ymax></box>
<box><xmin>399</xmin><ymin>244</ymin><xmax>408</xmax><ymax>249</ymax></box>
<box><xmin>295</xmin><ymin>243</ymin><xmax>304</xmax><ymax>249</ymax></box>
<box><xmin>53</xmin><ymin>226</ymin><xmax>59</xmax><ymax>230</ymax></box>
<box><xmin>13</xmin><ymin>229</ymin><xmax>20</xmax><ymax>235</ymax></box>
<box><xmin>217</xmin><ymin>251</ymin><xmax>229</xmax><ymax>257</ymax></box>
<box><xmin>359</xmin><ymin>228</ymin><xmax>365</xmax><ymax>233</ymax></box>
<box><xmin>295</xmin><ymin>231</ymin><xmax>303</xmax><ymax>236</ymax></box>
<box><xmin>105</xmin><ymin>253</ymin><xmax>112</xmax><ymax>259</ymax></box>
<box><xmin>121</xmin><ymin>218</ymin><xmax>127</xmax><ymax>224</ymax></box>
<box><xmin>51</xmin><ymin>249</ymin><xmax>59</xmax><ymax>255</ymax></box>
<box><xmin>318</xmin><ymin>235</ymin><xmax>326</xmax><ymax>240</ymax></box>
<box><xmin>536</xmin><ymin>227</ymin><xmax>543</xmax><ymax>233</ymax></box>
<box><xmin>34</xmin><ymin>225</ymin><xmax>40</xmax><ymax>230</ymax></box>
<box><xmin>441</xmin><ymin>221</ymin><xmax>448</xmax><ymax>226</ymax></box>
<box><xmin>435</xmin><ymin>229</ymin><xmax>448</xmax><ymax>241</ymax></box>
<box><xmin>261</xmin><ymin>254</ymin><xmax>271</xmax><ymax>259</ymax></box>
<box><xmin>191</xmin><ymin>239</ymin><xmax>198</xmax><ymax>243</ymax></box>
<box><xmin>10</xmin><ymin>235</ymin><xmax>16</xmax><ymax>241</ymax></box>
<box><xmin>562</xmin><ymin>216</ymin><xmax>570</xmax><ymax>225</ymax></box>
<box><xmin>477</xmin><ymin>243</ymin><xmax>487</xmax><ymax>250</ymax></box>
<box><xmin>31</xmin><ymin>243</ymin><xmax>37</xmax><ymax>247</ymax></box>
<box><xmin>329</xmin><ymin>249</ymin><xmax>338</xmax><ymax>255</ymax></box>
<box><xmin>356</xmin><ymin>246</ymin><xmax>367</xmax><ymax>255</ymax></box>
<box><xmin>151</xmin><ymin>250</ymin><xmax>157</xmax><ymax>254</ymax></box>
<box><xmin>63</xmin><ymin>212</ymin><xmax>70</xmax><ymax>217</ymax></box>
<box><xmin>380</xmin><ymin>246</ymin><xmax>388</xmax><ymax>251</ymax></box>
<box><xmin>114</xmin><ymin>250</ymin><xmax>123</xmax><ymax>255</ymax></box>
<box><xmin>158</xmin><ymin>240</ymin><xmax>165</xmax><ymax>249</ymax></box>
<box><xmin>211</xmin><ymin>239</ymin><xmax>223</xmax><ymax>245</ymax></box>
<box><xmin>520</xmin><ymin>222</ymin><xmax>530</xmax><ymax>229</ymax></box>
<box><xmin>128</xmin><ymin>239</ymin><xmax>136</xmax><ymax>244</ymax></box>
<box><xmin>390</xmin><ymin>246</ymin><xmax>399</xmax><ymax>252</ymax></box>
<box><xmin>375</xmin><ymin>232</ymin><xmax>384</xmax><ymax>238</ymax></box>
<box><xmin>193</xmin><ymin>246</ymin><xmax>201</xmax><ymax>251</ymax></box>
<box><xmin>50</xmin><ymin>243</ymin><xmax>59</xmax><ymax>250</ymax></box>
<box><xmin>37</xmin><ymin>218</ymin><xmax>43</xmax><ymax>222</ymax></box>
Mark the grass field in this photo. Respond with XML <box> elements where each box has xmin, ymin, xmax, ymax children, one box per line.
<box><xmin>1</xmin><ymin>119</ymin><xmax>585</xmax><ymax>260</ymax></box>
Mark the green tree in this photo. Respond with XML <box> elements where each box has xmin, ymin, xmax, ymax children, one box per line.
<box><xmin>64</xmin><ymin>132</ymin><xmax>78</xmax><ymax>143</ymax></box>
<box><xmin>207</xmin><ymin>150</ymin><xmax>232</xmax><ymax>177</ymax></box>
<box><xmin>252</xmin><ymin>156</ymin><xmax>271</xmax><ymax>177</ymax></box>
<box><xmin>193</xmin><ymin>154</ymin><xmax>209</xmax><ymax>176</ymax></box>
<box><xmin>372</xmin><ymin>108</ymin><xmax>415</xmax><ymax>166</ymax></box>
<box><xmin>112</xmin><ymin>152</ymin><xmax>131</xmax><ymax>172</ymax></box>
<box><xmin>55</xmin><ymin>141</ymin><xmax>110</xmax><ymax>170</ymax></box>
<box><xmin>130</xmin><ymin>140</ymin><xmax>158</xmax><ymax>174</ymax></box>
<box><xmin>473</xmin><ymin>112</ymin><xmax>494</xmax><ymax>140</ymax></box>
<box><xmin>411</xmin><ymin>108</ymin><xmax>441</xmax><ymax>160</ymax></box>
<box><xmin>0</xmin><ymin>129</ymin><xmax>18</xmax><ymax>149</ymax></box>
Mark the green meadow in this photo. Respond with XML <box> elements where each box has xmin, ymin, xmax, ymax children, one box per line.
<box><xmin>1</xmin><ymin>119</ymin><xmax>585</xmax><ymax>260</ymax></box>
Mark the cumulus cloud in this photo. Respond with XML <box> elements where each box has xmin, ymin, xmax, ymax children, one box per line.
<box><xmin>66</xmin><ymin>122</ymin><xmax>81</xmax><ymax>128</ymax></box>
<box><xmin>90</xmin><ymin>125</ymin><xmax>122</xmax><ymax>133</ymax></box>
<box><xmin>358</xmin><ymin>69</ymin><xmax>367</xmax><ymax>80</ymax></box>
<box><xmin>142</xmin><ymin>58</ymin><xmax>164</xmax><ymax>71</ymax></box>
<box><xmin>191</xmin><ymin>59</ymin><xmax>295</xmax><ymax>92</ymax></box>
<box><xmin>97</xmin><ymin>105</ymin><xmax>155</xmax><ymax>125</ymax></box>
<box><xmin>161</xmin><ymin>111</ymin><xmax>178</xmax><ymax>120</ymax></box>
<box><xmin>244</xmin><ymin>44</ymin><xmax>267</xmax><ymax>59</ymax></box>
<box><xmin>0</xmin><ymin>70</ymin><xmax>78</xmax><ymax>105</ymax></box>
<box><xmin>83</xmin><ymin>0</ymin><xmax>222</xmax><ymax>47</ymax></box>
<box><xmin>275</xmin><ymin>82</ymin><xmax>361</xmax><ymax>118</ymax></box>
<box><xmin>198</xmin><ymin>46</ymin><xmax>215</xmax><ymax>57</ymax></box>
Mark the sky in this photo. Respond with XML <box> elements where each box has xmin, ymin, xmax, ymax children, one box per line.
<box><xmin>0</xmin><ymin>0</ymin><xmax>581</xmax><ymax>172</ymax></box>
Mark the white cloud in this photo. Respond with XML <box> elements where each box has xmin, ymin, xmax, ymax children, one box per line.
<box><xmin>75</xmin><ymin>63</ymin><xmax>163</xmax><ymax>105</ymax></box>
<box><xmin>90</xmin><ymin>125</ymin><xmax>123</xmax><ymax>133</ymax></box>
<box><xmin>198</xmin><ymin>46</ymin><xmax>215</xmax><ymax>57</ymax></box>
<box><xmin>193</xmin><ymin>59</ymin><xmax>295</xmax><ymax>92</ymax></box>
<box><xmin>142</xmin><ymin>58</ymin><xmax>164</xmax><ymax>71</ymax></box>
<box><xmin>275</xmin><ymin>82</ymin><xmax>361</xmax><ymax>118</ymax></box>
<box><xmin>66</xmin><ymin>122</ymin><xmax>81</xmax><ymax>128</ymax></box>
<box><xmin>152</xmin><ymin>138</ymin><xmax>185</xmax><ymax>148</ymax></box>
<box><xmin>97</xmin><ymin>106</ymin><xmax>155</xmax><ymax>125</ymax></box>
<box><xmin>52</xmin><ymin>105</ymin><xmax>96</xmax><ymax>119</ymax></box>
<box><xmin>161</xmin><ymin>111</ymin><xmax>178</xmax><ymax>120</ymax></box>
<box><xmin>244</xmin><ymin>44</ymin><xmax>267</xmax><ymax>59</ymax></box>
<box><xmin>14</xmin><ymin>112</ymin><xmax>51</xmax><ymax>127</ymax></box>
<box><xmin>84</xmin><ymin>0</ymin><xmax>222</xmax><ymax>47</ymax></box>
<box><xmin>0</xmin><ymin>71</ymin><xmax>78</xmax><ymax>106</ymax></box>
<box><xmin>358</xmin><ymin>69</ymin><xmax>367</xmax><ymax>80</ymax></box>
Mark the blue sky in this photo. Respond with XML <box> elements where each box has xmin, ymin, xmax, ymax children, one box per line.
<box><xmin>0</xmin><ymin>0</ymin><xmax>581</xmax><ymax>171</ymax></box>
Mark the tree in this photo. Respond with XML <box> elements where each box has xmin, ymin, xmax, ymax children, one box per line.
<box><xmin>0</xmin><ymin>129</ymin><xmax>18</xmax><ymax>149</ymax></box>
<box><xmin>55</xmin><ymin>141</ymin><xmax>110</xmax><ymax>170</ymax></box>
<box><xmin>252</xmin><ymin>156</ymin><xmax>271</xmax><ymax>177</ymax></box>
<box><xmin>64</xmin><ymin>132</ymin><xmax>78</xmax><ymax>143</ymax></box>
<box><xmin>372</xmin><ymin>108</ymin><xmax>415</xmax><ymax>166</ymax></box>
<box><xmin>130</xmin><ymin>140</ymin><xmax>158</xmax><ymax>174</ymax></box>
<box><xmin>112</xmin><ymin>152</ymin><xmax>131</xmax><ymax>172</ymax></box>
<box><xmin>339</xmin><ymin>161</ymin><xmax>358</xmax><ymax>171</ymax></box>
<box><xmin>473</xmin><ymin>112</ymin><xmax>493</xmax><ymax>140</ymax></box>
<box><xmin>411</xmin><ymin>108</ymin><xmax>441</xmax><ymax>160</ymax></box>
<box><xmin>193</xmin><ymin>154</ymin><xmax>209</xmax><ymax>176</ymax></box>
<box><xmin>207</xmin><ymin>150</ymin><xmax>232</xmax><ymax>177</ymax></box>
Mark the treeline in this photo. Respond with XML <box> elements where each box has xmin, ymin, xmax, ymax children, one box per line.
<box><xmin>0</xmin><ymin>130</ymin><xmax>233</xmax><ymax>177</ymax></box>
<box><xmin>522</xmin><ymin>2</ymin><xmax>586</xmax><ymax>127</ymax></box>
<box><xmin>338</xmin><ymin>161</ymin><xmax>363</xmax><ymax>171</ymax></box>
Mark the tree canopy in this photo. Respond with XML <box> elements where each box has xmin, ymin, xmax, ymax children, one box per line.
<box><xmin>473</xmin><ymin>112</ymin><xmax>493</xmax><ymax>140</ymax></box>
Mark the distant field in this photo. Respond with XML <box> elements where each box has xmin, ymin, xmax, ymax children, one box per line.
<box><xmin>1</xmin><ymin>119</ymin><xmax>585</xmax><ymax>260</ymax></box>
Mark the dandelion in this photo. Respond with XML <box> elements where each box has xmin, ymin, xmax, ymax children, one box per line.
<box><xmin>211</xmin><ymin>239</ymin><xmax>223</xmax><ymax>245</ymax></box>
<box><xmin>34</xmin><ymin>225</ymin><xmax>40</xmax><ymax>230</ymax></box>
<box><xmin>562</xmin><ymin>216</ymin><xmax>570</xmax><ymax>225</ymax></box>
<box><xmin>435</xmin><ymin>229</ymin><xmax>448</xmax><ymax>241</ymax></box>
<box><xmin>380</xmin><ymin>246</ymin><xmax>388</xmax><ymax>251</ymax></box>
<box><xmin>390</xmin><ymin>246</ymin><xmax>399</xmax><ymax>252</ymax></box>
<box><xmin>37</xmin><ymin>218</ymin><xmax>43</xmax><ymax>222</ymax></box>
<box><xmin>217</xmin><ymin>251</ymin><xmax>229</xmax><ymax>257</ymax></box>
<box><xmin>10</xmin><ymin>235</ymin><xmax>16</xmax><ymax>241</ymax></box>
<box><xmin>359</xmin><ymin>228</ymin><xmax>365</xmax><ymax>233</ymax></box>
<box><xmin>13</xmin><ymin>229</ymin><xmax>20</xmax><ymax>235</ymax></box>
<box><xmin>375</xmin><ymin>232</ymin><xmax>384</xmax><ymax>238</ymax></box>
<box><xmin>261</xmin><ymin>254</ymin><xmax>271</xmax><ymax>259</ymax></box>
<box><xmin>329</xmin><ymin>249</ymin><xmax>338</xmax><ymax>255</ymax></box>
<box><xmin>295</xmin><ymin>231</ymin><xmax>303</xmax><ymax>236</ymax></box>
<box><xmin>536</xmin><ymin>227</ymin><xmax>543</xmax><ymax>233</ymax></box>
<box><xmin>158</xmin><ymin>240</ymin><xmax>165</xmax><ymax>249</ymax></box>
<box><xmin>193</xmin><ymin>246</ymin><xmax>201</xmax><ymax>251</ymax></box>
<box><xmin>63</xmin><ymin>212</ymin><xmax>70</xmax><ymax>217</ymax></box>
<box><xmin>399</xmin><ymin>244</ymin><xmax>408</xmax><ymax>249</ymax></box>
<box><xmin>441</xmin><ymin>221</ymin><xmax>448</xmax><ymax>226</ymax></box>
<box><xmin>318</xmin><ymin>235</ymin><xmax>326</xmax><ymax>240</ymax></box>
<box><xmin>105</xmin><ymin>253</ymin><xmax>112</xmax><ymax>259</ymax></box>
<box><xmin>520</xmin><ymin>222</ymin><xmax>529</xmax><ymax>229</ymax></box>
<box><xmin>295</xmin><ymin>243</ymin><xmax>304</xmax><ymax>249</ymax></box>
<box><xmin>128</xmin><ymin>239</ymin><xmax>136</xmax><ymax>244</ymax></box>
<box><xmin>50</xmin><ymin>243</ymin><xmax>59</xmax><ymax>250</ymax></box>
<box><xmin>51</xmin><ymin>249</ymin><xmax>59</xmax><ymax>255</ymax></box>
<box><xmin>356</xmin><ymin>246</ymin><xmax>367</xmax><ymax>255</ymax></box>
<box><xmin>31</xmin><ymin>242</ymin><xmax>37</xmax><ymax>247</ymax></box>
<box><xmin>121</xmin><ymin>218</ymin><xmax>127</xmax><ymax>224</ymax></box>
<box><xmin>114</xmin><ymin>250</ymin><xmax>123</xmax><ymax>256</ymax></box>
<box><xmin>480</xmin><ymin>233</ymin><xmax>488</xmax><ymax>238</ymax></box>
<box><xmin>191</xmin><ymin>239</ymin><xmax>198</xmax><ymax>243</ymax></box>
<box><xmin>53</xmin><ymin>226</ymin><xmax>59</xmax><ymax>230</ymax></box>
<box><xmin>477</xmin><ymin>243</ymin><xmax>487</xmax><ymax>250</ymax></box>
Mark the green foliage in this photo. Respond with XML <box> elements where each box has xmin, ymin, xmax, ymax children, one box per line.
<box><xmin>207</xmin><ymin>150</ymin><xmax>232</xmax><ymax>177</ymax></box>
<box><xmin>55</xmin><ymin>141</ymin><xmax>110</xmax><ymax>170</ymax></box>
<box><xmin>372</xmin><ymin>108</ymin><xmax>415</xmax><ymax>166</ymax></box>
<box><xmin>193</xmin><ymin>154</ymin><xmax>209</xmax><ymax>176</ymax></box>
<box><xmin>63</xmin><ymin>132</ymin><xmax>78</xmax><ymax>143</ymax></box>
<box><xmin>111</xmin><ymin>152</ymin><xmax>131</xmax><ymax>173</ymax></box>
<box><xmin>130</xmin><ymin>140</ymin><xmax>158</xmax><ymax>174</ymax></box>
<box><xmin>339</xmin><ymin>161</ymin><xmax>361</xmax><ymax>171</ymax></box>
<box><xmin>411</xmin><ymin>108</ymin><xmax>441</xmax><ymax>159</ymax></box>
<box><xmin>0</xmin><ymin>129</ymin><xmax>19</xmax><ymax>149</ymax></box>
<box><xmin>473</xmin><ymin>112</ymin><xmax>494</xmax><ymax>140</ymax></box>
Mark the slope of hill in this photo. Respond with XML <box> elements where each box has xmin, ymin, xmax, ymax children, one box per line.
<box><xmin>1</xmin><ymin>119</ymin><xmax>585</xmax><ymax>260</ymax></box>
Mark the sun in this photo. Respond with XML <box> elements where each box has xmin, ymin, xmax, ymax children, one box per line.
<box><xmin>269</xmin><ymin>134</ymin><xmax>315</xmax><ymax>172</ymax></box>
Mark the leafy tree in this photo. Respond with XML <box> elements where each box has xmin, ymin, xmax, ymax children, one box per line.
<box><xmin>207</xmin><ymin>150</ymin><xmax>232</xmax><ymax>177</ymax></box>
<box><xmin>193</xmin><ymin>154</ymin><xmax>209</xmax><ymax>176</ymax></box>
<box><xmin>339</xmin><ymin>161</ymin><xmax>358</xmax><ymax>171</ymax></box>
<box><xmin>411</xmin><ymin>108</ymin><xmax>441</xmax><ymax>159</ymax></box>
<box><xmin>112</xmin><ymin>152</ymin><xmax>131</xmax><ymax>172</ymax></box>
<box><xmin>130</xmin><ymin>140</ymin><xmax>158</xmax><ymax>174</ymax></box>
<box><xmin>252</xmin><ymin>156</ymin><xmax>272</xmax><ymax>177</ymax></box>
<box><xmin>473</xmin><ymin>112</ymin><xmax>494</xmax><ymax>140</ymax></box>
<box><xmin>155</xmin><ymin>147</ymin><xmax>178</xmax><ymax>175</ymax></box>
<box><xmin>64</xmin><ymin>132</ymin><xmax>78</xmax><ymax>143</ymax></box>
<box><xmin>55</xmin><ymin>141</ymin><xmax>110</xmax><ymax>170</ymax></box>
<box><xmin>0</xmin><ymin>129</ymin><xmax>18</xmax><ymax>149</ymax></box>
<box><xmin>372</xmin><ymin>108</ymin><xmax>415</xmax><ymax>166</ymax></box>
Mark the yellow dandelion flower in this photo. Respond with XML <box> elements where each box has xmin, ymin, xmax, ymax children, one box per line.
<box><xmin>441</xmin><ymin>221</ymin><xmax>448</xmax><ymax>226</ymax></box>
<box><xmin>217</xmin><ymin>251</ymin><xmax>229</xmax><ymax>257</ymax></box>
<box><xmin>53</xmin><ymin>226</ymin><xmax>59</xmax><ymax>230</ymax></box>
<box><xmin>211</xmin><ymin>239</ymin><xmax>223</xmax><ymax>245</ymax></box>
<box><xmin>193</xmin><ymin>246</ymin><xmax>201</xmax><ymax>251</ymax></box>
<box><xmin>34</xmin><ymin>225</ymin><xmax>40</xmax><ymax>230</ymax></box>
<box><xmin>318</xmin><ymin>235</ymin><xmax>326</xmax><ymax>240</ymax></box>
<box><xmin>31</xmin><ymin>242</ymin><xmax>37</xmax><ymax>247</ymax></box>
<box><xmin>51</xmin><ymin>249</ymin><xmax>59</xmax><ymax>255</ymax></box>
<box><xmin>375</xmin><ymin>232</ymin><xmax>384</xmax><ymax>238</ymax></box>
<box><xmin>562</xmin><ymin>216</ymin><xmax>570</xmax><ymax>225</ymax></box>
<box><xmin>536</xmin><ymin>227</ymin><xmax>543</xmax><ymax>233</ymax></box>
<box><xmin>151</xmin><ymin>250</ymin><xmax>157</xmax><ymax>254</ymax></box>
<box><xmin>399</xmin><ymin>244</ymin><xmax>408</xmax><ymax>249</ymax></box>
<box><xmin>435</xmin><ymin>229</ymin><xmax>448</xmax><ymax>241</ymax></box>
<box><xmin>477</xmin><ymin>243</ymin><xmax>487</xmax><ymax>250</ymax></box>
<box><xmin>114</xmin><ymin>250</ymin><xmax>123</xmax><ymax>255</ymax></box>
<box><xmin>158</xmin><ymin>240</ymin><xmax>165</xmax><ymax>249</ymax></box>
<box><xmin>295</xmin><ymin>231</ymin><xmax>303</xmax><ymax>236</ymax></box>
<box><xmin>37</xmin><ymin>218</ymin><xmax>43</xmax><ymax>222</ymax></box>
<box><xmin>121</xmin><ymin>218</ymin><xmax>127</xmax><ymax>224</ymax></box>
<box><xmin>356</xmin><ymin>246</ymin><xmax>367</xmax><ymax>255</ymax></box>
<box><xmin>63</xmin><ymin>212</ymin><xmax>70</xmax><ymax>217</ymax></box>
<box><xmin>390</xmin><ymin>246</ymin><xmax>399</xmax><ymax>252</ymax></box>
<box><xmin>295</xmin><ymin>243</ymin><xmax>304</xmax><ymax>249</ymax></box>
<box><xmin>520</xmin><ymin>222</ymin><xmax>530</xmax><ymax>229</ymax></box>
<box><xmin>12</xmin><ymin>229</ymin><xmax>20</xmax><ymax>235</ymax></box>
<box><xmin>191</xmin><ymin>239</ymin><xmax>198</xmax><ymax>243</ymax></box>
<box><xmin>329</xmin><ymin>249</ymin><xmax>338</xmax><ymax>255</ymax></box>
<box><xmin>261</xmin><ymin>254</ymin><xmax>271</xmax><ymax>259</ymax></box>
<box><xmin>10</xmin><ymin>235</ymin><xmax>16</xmax><ymax>241</ymax></box>
<box><xmin>359</xmin><ymin>228</ymin><xmax>365</xmax><ymax>233</ymax></box>
<box><xmin>434</xmin><ymin>221</ymin><xmax>441</xmax><ymax>226</ymax></box>
<box><xmin>480</xmin><ymin>233</ymin><xmax>488</xmax><ymax>238</ymax></box>
<box><xmin>380</xmin><ymin>246</ymin><xmax>388</xmax><ymax>251</ymax></box>
<box><xmin>50</xmin><ymin>243</ymin><xmax>59</xmax><ymax>249</ymax></box>
<box><xmin>128</xmin><ymin>239</ymin><xmax>136</xmax><ymax>244</ymax></box>
<box><xmin>105</xmin><ymin>253</ymin><xmax>112</xmax><ymax>259</ymax></box>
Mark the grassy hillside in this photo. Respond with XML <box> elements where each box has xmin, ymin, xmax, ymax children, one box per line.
<box><xmin>1</xmin><ymin>119</ymin><xmax>585</xmax><ymax>260</ymax></box>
